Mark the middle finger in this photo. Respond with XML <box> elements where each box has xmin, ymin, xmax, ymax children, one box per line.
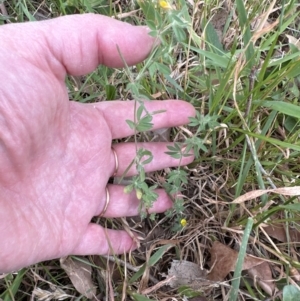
<box><xmin>109</xmin><ymin>142</ymin><xmax>194</xmax><ymax>177</ymax></box>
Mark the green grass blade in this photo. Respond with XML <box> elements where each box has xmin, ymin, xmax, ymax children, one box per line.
<box><xmin>131</xmin><ymin>293</ymin><xmax>155</xmax><ymax>301</ymax></box>
<box><xmin>1</xmin><ymin>269</ymin><xmax>27</xmax><ymax>301</ymax></box>
<box><xmin>229</xmin><ymin>218</ymin><xmax>254</xmax><ymax>301</ymax></box>
<box><xmin>235</xmin><ymin>0</ymin><xmax>254</xmax><ymax>64</ymax></box>
<box><xmin>232</xmin><ymin>110</ymin><xmax>278</xmax><ymax>213</ymax></box>
<box><xmin>186</xmin><ymin>45</ymin><xmax>232</xmax><ymax>68</ymax></box>
<box><xmin>225</xmin><ymin>142</ymin><xmax>248</xmax><ymax>227</ymax></box>
<box><xmin>263</xmin><ymin>101</ymin><xmax>300</xmax><ymax>119</ymax></box>
<box><xmin>281</xmin><ymin>204</ymin><xmax>300</xmax><ymax>211</ymax></box>
<box><xmin>129</xmin><ymin>244</ymin><xmax>173</xmax><ymax>284</ymax></box>
<box><xmin>233</xmin><ymin>128</ymin><xmax>300</xmax><ymax>151</ymax></box>
<box><xmin>20</xmin><ymin>3</ymin><xmax>36</xmax><ymax>21</ymax></box>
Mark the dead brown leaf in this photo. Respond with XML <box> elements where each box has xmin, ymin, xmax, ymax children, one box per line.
<box><xmin>207</xmin><ymin>241</ymin><xmax>264</xmax><ymax>281</ymax></box>
<box><xmin>207</xmin><ymin>241</ymin><xmax>237</xmax><ymax>281</ymax></box>
<box><xmin>233</xmin><ymin>186</ymin><xmax>300</xmax><ymax>203</ymax></box>
<box><xmin>60</xmin><ymin>257</ymin><xmax>96</xmax><ymax>299</ymax></box>
<box><xmin>207</xmin><ymin>241</ymin><xmax>275</xmax><ymax>295</ymax></box>
<box><xmin>265</xmin><ymin>223</ymin><xmax>300</xmax><ymax>243</ymax></box>
<box><xmin>233</xmin><ymin>189</ymin><xmax>270</xmax><ymax>203</ymax></box>
<box><xmin>264</xmin><ymin>224</ymin><xmax>287</xmax><ymax>242</ymax></box>
<box><xmin>167</xmin><ymin>260</ymin><xmax>210</xmax><ymax>290</ymax></box>
<box><xmin>248</xmin><ymin>262</ymin><xmax>275</xmax><ymax>296</ymax></box>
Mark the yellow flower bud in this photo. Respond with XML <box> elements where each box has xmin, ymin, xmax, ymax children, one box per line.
<box><xmin>136</xmin><ymin>189</ymin><xmax>143</xmax><ymax>200</ymax></box>
<box><xmin>180</xmin><ymin>219</ymin><xmax>187</xmax><ymax>227</ymax></box>
<box><xmin>159</xmin><ymin>0</ymin><xmax>172</xmax><ymax>10</ymax></box>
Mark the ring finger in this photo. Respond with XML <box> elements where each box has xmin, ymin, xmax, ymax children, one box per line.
<box><xmin>95</xmin><ymin>184</ymin><xmax>174</xmax><ymax>217</ymax></box>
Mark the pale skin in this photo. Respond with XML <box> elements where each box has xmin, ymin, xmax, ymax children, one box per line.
<box><xmin>0</xmin><ymin>14</ymin><xmax>195</xmax><ymax>273</ymax></box>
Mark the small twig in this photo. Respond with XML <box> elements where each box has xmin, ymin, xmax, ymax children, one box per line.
<box><xmin>245</xmin><ymin>135</ymin><xmax>277</xmax><ymax>189</ymax></box>
<box><xmin>141</xmin><ymin>276</ymin><xmax>175</xmax><ymax>295</ymax></box>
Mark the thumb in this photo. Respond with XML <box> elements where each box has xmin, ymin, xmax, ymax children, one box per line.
<box><xmin>1</xmin><ymin>14</ymin><xmax>157</xmax><ymax>76</ymax></box>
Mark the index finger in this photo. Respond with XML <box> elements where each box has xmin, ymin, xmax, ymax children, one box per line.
<box><xmin>0</xmin><ymin>14</ymin><xmax>157</xmax><ymax>78</ymax></box>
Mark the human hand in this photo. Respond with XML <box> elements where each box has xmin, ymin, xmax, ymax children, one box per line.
<box><xmin>0</xmin><ymin>14</ymin><xmax>195</xmax><ymax>273</ymax></box>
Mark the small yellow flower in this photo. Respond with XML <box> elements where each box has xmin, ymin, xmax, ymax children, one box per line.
<box><xmin>180</xmin><ymin>218</ymin><xmax>187</xmax><ymax>227</ymax></box>
<box><xmin>136</xmin><ymin>189</ymin><xmax>143</xmax><ymax>200</ymax></box>
<box><xmin>159</xmin><ymin>0</ymin><xmax>172</xmax><ymax>10</ymax></box>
